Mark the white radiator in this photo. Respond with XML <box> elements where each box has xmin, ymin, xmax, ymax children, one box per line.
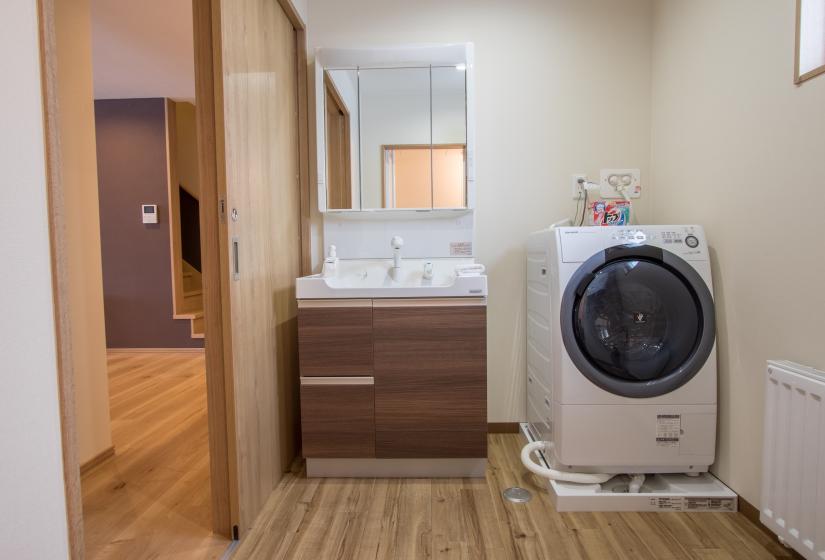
<box><xmin>760</xmin><ymin>360</ymin><xmax>825</xmax><ymax>560</ymax></box>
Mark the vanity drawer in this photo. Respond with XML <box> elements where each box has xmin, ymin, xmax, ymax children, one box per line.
<box><xmin>298</xmin><ymin>299</ymin><xmax>373</xmax><ymax>376</ymax></box>
<box><xmin>300</xmin><ymin>377</ymin><xmax>375</xmax><ymax>458</ymax></box>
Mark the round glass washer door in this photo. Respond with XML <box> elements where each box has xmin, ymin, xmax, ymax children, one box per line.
<box><xmin>560</xmin><ymin>245</ymin><xmax>715</xmax><ymax>398</ymax></box>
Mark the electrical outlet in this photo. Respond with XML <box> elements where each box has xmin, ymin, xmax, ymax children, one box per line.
<box><xmin>571</xmin><ymin>174</ymin><xmax>586</xmax><ymax>200</ymax></box>
<box><xmin>600</xmin><ymin>169</ymin><xmax>641</xmax><ymax>199</ymax></box>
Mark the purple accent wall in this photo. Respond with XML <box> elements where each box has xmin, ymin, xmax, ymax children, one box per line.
<box><xmin>95</xmin><ymin>98</ymin><xmax>202</xmax><ymax>348</ymax></box>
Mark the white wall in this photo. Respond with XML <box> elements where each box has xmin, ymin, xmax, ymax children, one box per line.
<box><xmin>56</xmin><ymin>0</ymin><xmax>113</xmax><ymax>466</ymax></box>
<box><xmin>359</xmin><ymin>69</ymin><xmax>431</xmax><ymax>208</ymax></box>
<box><xmin>649</xmin><ymin>0</ymin><xmax>825</xmax><ymax>506</ymax></box>
<box><xmin>0</xmin><ymin>1</ymin><xmax>70</xmax><ymax>558</ymax></box>
<box><xmin>307</xmin><ymin>0</ymin><xmax>654</xmax><ymax>421</ymax></box>
<box><xmin>292</xmin><ymin>0</ymin><xmax>307</xmax><ymax>25</ymax></box>
<box><xmin>91</xmin><ymin>0</ymin><xmax>195</xmax><ymax>100</ymax></box>
<box><xmin>431</xmin><ymin>67</ymin><xmax>466</xmax><ymax>145</ymax></box>
<box><xmin>357</xmin><ymin>68</ymin><xmax>467</xmax><ymax>209</ymax></box>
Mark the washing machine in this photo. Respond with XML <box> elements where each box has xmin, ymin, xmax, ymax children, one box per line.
<box><xmin>526</xmin><ymin>225</ymin><xmax>717</xmax><ymax>475</ymax></box>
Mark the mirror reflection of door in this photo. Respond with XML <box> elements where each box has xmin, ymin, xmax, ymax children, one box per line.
<box><xmin>382</xmin><ymin>145</ymin><xmax>466</xmax><ymax>209</ymax></box>
<box><xmin>320</xmin><ymin>63</ymin><xmax>468</xmax><ymax>211</ymax></box>
<box><xmin>324</xmin><ymin>73</ymin><xmax>352</xmax><ymax>209</ymax></box>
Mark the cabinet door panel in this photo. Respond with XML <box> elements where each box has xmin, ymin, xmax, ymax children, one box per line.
<box><xmin>300</xmin><ymin>379</ymin><xmax>375</xmax><ymax>458</ymax></box>
<box><xmin>298</xmin><ymin>301</ymin><xmax>373</xmax><ymax>376</ymax></box>
<box><xmin>374</xmin><ymin>303</ymin><xmax>487</xmax><ymax>458</ymax></box>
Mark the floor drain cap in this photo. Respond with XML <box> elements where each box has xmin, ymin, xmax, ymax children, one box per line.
<box><xmin>503</xmin><ymin>487</ymin><xmax>532</xmax><ymax>503</ymax></box>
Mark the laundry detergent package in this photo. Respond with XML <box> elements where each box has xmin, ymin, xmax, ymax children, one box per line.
<box><xmin>590</xmin><ymin>200</ymin><xmax>631</xmax><ymax>226</ymax></box>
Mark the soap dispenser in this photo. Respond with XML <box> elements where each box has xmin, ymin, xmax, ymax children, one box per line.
<box><xmin>322</xmin><ymin>245</ymin><xmax>338</xmax><ymax>278</ymax></box>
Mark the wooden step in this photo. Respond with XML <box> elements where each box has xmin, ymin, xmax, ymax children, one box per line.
<box><xmin>183</xmin><ymin>276</ymin><xmax>198</xmax><ymax>292</ymax></box>
<box><xmin>191</xmin><ymin>311</ymin><xmax>204</xmax><ymax>339</ymax></box>
<box><xmin>180</xmin><ymin>295</ymin><xmax>202</xmax><ymax>315</ymax></box>
<box><xmin>181</xmin><ymin>261</ymin><xmax>202</xmax><ymax>292</ymax></box>
<box><xmin>184</xmin><ymin>289</ymin><xmax>203</xmax><ymax>298</ymax></box>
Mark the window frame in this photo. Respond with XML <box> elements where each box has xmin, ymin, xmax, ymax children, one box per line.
<box><xmin>380</xmin><ymin>144</ymin><xmax>467</xmax><ymax>209</ymax></box>
<box><xmin>795</xmin><ymin>0</ymin><xmax>825</xmax><ymax>84</ymax></box>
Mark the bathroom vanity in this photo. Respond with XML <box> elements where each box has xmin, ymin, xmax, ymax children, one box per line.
<box><xmin>297</xmin><ymin>261</ymin><xmax>487</xmax><ymax>477</ymax></box>
<box><xmin>300</xmin><ymin>43</ymin><xmax>485</xmax><ymax>477</ymax></box>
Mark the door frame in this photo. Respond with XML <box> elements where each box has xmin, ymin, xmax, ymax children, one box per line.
<box><xmin>37</xmin><ymin>0</ymin><xmax>311</xmax><ymax>554</ymax></box>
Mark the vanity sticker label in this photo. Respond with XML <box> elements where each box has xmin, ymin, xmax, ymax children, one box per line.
<box><xmin>649</xmin><ymin>497</ymin><xmax>684</xmax><ymax>511</ymax></box>
<box><xmin>685</xmin><ymin>497</ymin><xmax>736</xmax><ymax>512</ymax></box>
<box><xmin>450</xmin><ymin>241</ymin><xmax>473</xmax><ymax>256</ymax></box>
<box><xmin>656</xmin><ymin>414</ymin><xmax>681</xmax><ymax>447</ymax></box>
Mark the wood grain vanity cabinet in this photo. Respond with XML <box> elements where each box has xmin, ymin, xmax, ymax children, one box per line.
<box><xmin>373</xmin><ymin>299</ymin><xmax>487</xmax><ymax>458</ymax></box>
<box><xmin>298</xmin><ymin>297</ymin><xmax>487</xmax><ymax>462</ymax></box>
<box><xmin>297</xmin><ymin>299</ymin><xmax>372</xmax><ymax>376</ymax></box>
<box><xmin>299</xmin><ymin>378</ymin><xmax>375</xmax><ymax>458</ymax></box>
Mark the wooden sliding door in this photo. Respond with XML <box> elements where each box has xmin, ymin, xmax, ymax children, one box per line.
<box><xmin>195</xmin><ymin>0</ymin><xmax>308</xmax><ymax>537</ymax></box>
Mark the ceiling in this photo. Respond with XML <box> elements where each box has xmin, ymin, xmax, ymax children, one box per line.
<box><xmin>91</xmin><ymin>0</ymin><xmax>195</xmax><ymax>101</ymax></box>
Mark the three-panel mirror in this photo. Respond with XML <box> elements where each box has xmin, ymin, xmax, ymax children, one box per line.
<box><xmin>323</xmin><ymin>65</ymin><xmax>468</xmax><ymax>211</ymax></box>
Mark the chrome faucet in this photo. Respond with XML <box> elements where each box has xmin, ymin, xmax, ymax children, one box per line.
<box><xmin>391</xmin><ymin>236</ymin><xmax>404</xmax><ymax>269</ymax></box>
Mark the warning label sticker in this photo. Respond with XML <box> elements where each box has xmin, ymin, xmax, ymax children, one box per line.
<box><xmin>685</xmin><ymin>498</ymin><xmax>736</xmax><ymax>512</ymax></box>
<box><xmin>657</xmin><ymin>414</ymin><xmax>681</xmax><ymax>447</ymax></box>
<box><xmin>649</xmin><ymin>496</ymin><xmax>736</xmax><ymax>512</ymax></box>
<box><xmin>450</xmin><ymin>241</ymin><xmax>473</xmax><ymax>256</ymax></box>
<box><xmin>650</xmin><ymin>497</ymin><xmax>684</xmax><ymax>510</ymax></box>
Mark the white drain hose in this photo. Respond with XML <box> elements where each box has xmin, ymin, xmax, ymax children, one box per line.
<box><xmin>521</xmin><ymin>441</ymin><xmax>614</xmax><ymax>484</ymax></box>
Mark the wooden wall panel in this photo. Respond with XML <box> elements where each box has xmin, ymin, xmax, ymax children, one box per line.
<box><xmin>218</xmin><ymin>0</ymin><xmax>302</xmax><ymax>534</ymax></box>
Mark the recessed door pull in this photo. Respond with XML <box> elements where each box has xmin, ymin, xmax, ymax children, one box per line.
<box><xmin>232</xmin><ymin>237</ymin><xmax>240</xmax><ymax>281</ymax></box>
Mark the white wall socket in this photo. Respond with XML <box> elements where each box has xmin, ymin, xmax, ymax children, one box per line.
<box><xmin>571</xmin><ymin>174</ymin><xmax>586</xmax><ymax>200</ymax></box>
<box><xmin>600</xmin><ymin>169</ymin><xmax>641</xmax><ymax>199</ymax></box>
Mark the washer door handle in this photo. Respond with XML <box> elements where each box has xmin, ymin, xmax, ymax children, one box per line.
<box><xmin>604</xmin><ymin>244</ymin><xmax>663</xmax><ymax>263</ymax></box>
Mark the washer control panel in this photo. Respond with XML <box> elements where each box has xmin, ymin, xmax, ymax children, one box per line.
<box><xmin>559</xmin><ymin>225</ymin><xmax>708</xmax><ymax>263</ymax></box>
<box><xmin>610</xmin><ymin>226</ymin><xmax>705</xmax><ymax>258</ymax></box>
<box><xmin>611</xmin><ymin>229</ymin><xmax>648</xmax><ymax>244</ymax></box>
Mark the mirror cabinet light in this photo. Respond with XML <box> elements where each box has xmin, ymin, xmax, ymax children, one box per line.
<box><xmin>316</xmin><ymin>44</ymin><xmax>474</xmax><ymax>214</ymax></box>
<box><xmin>795</xmin><ymin>0</ymin><xmax>825</xmax><ymax>84</ymax></box>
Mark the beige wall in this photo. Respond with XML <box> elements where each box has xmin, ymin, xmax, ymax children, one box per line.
<box><xmin>650</xmin><ymin>0</ymin><xmax>825</xmax><ymax>505</ymax></box>
<box><xmin>175</xmin><ymin>101</ymin><xmax>200</xmax><ymax>198</ymax></box>
<box><xmin>0</xmin><ymin>1</ymin><xmax>70</xmax><ymax>556</ymax></box>
<box><xmin>307</xmin><ymin>0</ymin><xmax>654</xmax><ymax>422</ymax></box>
<box><xmin>292</xmin><ymin>0</ymin><xmax>307</xmax><ymax>24</ymax></box>
<box><xmin>56</xmin><ymin>0</ymin><xmax>113</xmax><ymax>465</ymax></box>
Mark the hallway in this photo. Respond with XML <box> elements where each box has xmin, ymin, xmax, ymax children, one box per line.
<box><xmin>80</xmin><ymin>352</ymin><xmax>228</xmax><ymax>559</ymax></box>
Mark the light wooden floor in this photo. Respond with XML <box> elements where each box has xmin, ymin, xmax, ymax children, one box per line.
<box><xmin>81</xmin><ymin>351</ymin><xmax>229</xmax><ymax>559</ymax></box>
<box><xmin>234</xmin><ymin>434</ymin><xmax>792</xmax><ymax>560</ymax></box>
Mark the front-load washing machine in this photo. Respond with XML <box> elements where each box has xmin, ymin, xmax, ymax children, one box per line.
<box><xmin>526</xmin><ymin>225</ymin><xmax>717</xmax><ymax>475</ymax></box>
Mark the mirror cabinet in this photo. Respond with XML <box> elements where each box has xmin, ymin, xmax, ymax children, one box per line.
<box><xmin>315</xmin><ymin>45</ymin><xmax>474</xmax><ymax>213</ymax></box>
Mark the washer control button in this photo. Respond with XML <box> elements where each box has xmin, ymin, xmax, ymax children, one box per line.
<box><xmin>685</xmin><ymin>235</ymin><xmax>700</xmax><ymax>248</ymax></box>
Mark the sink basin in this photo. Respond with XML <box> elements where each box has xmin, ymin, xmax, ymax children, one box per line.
<box><xmin>296</xmin><ymin>258</ymin><xmax>487</xmax><ymax>299</ymax></box>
